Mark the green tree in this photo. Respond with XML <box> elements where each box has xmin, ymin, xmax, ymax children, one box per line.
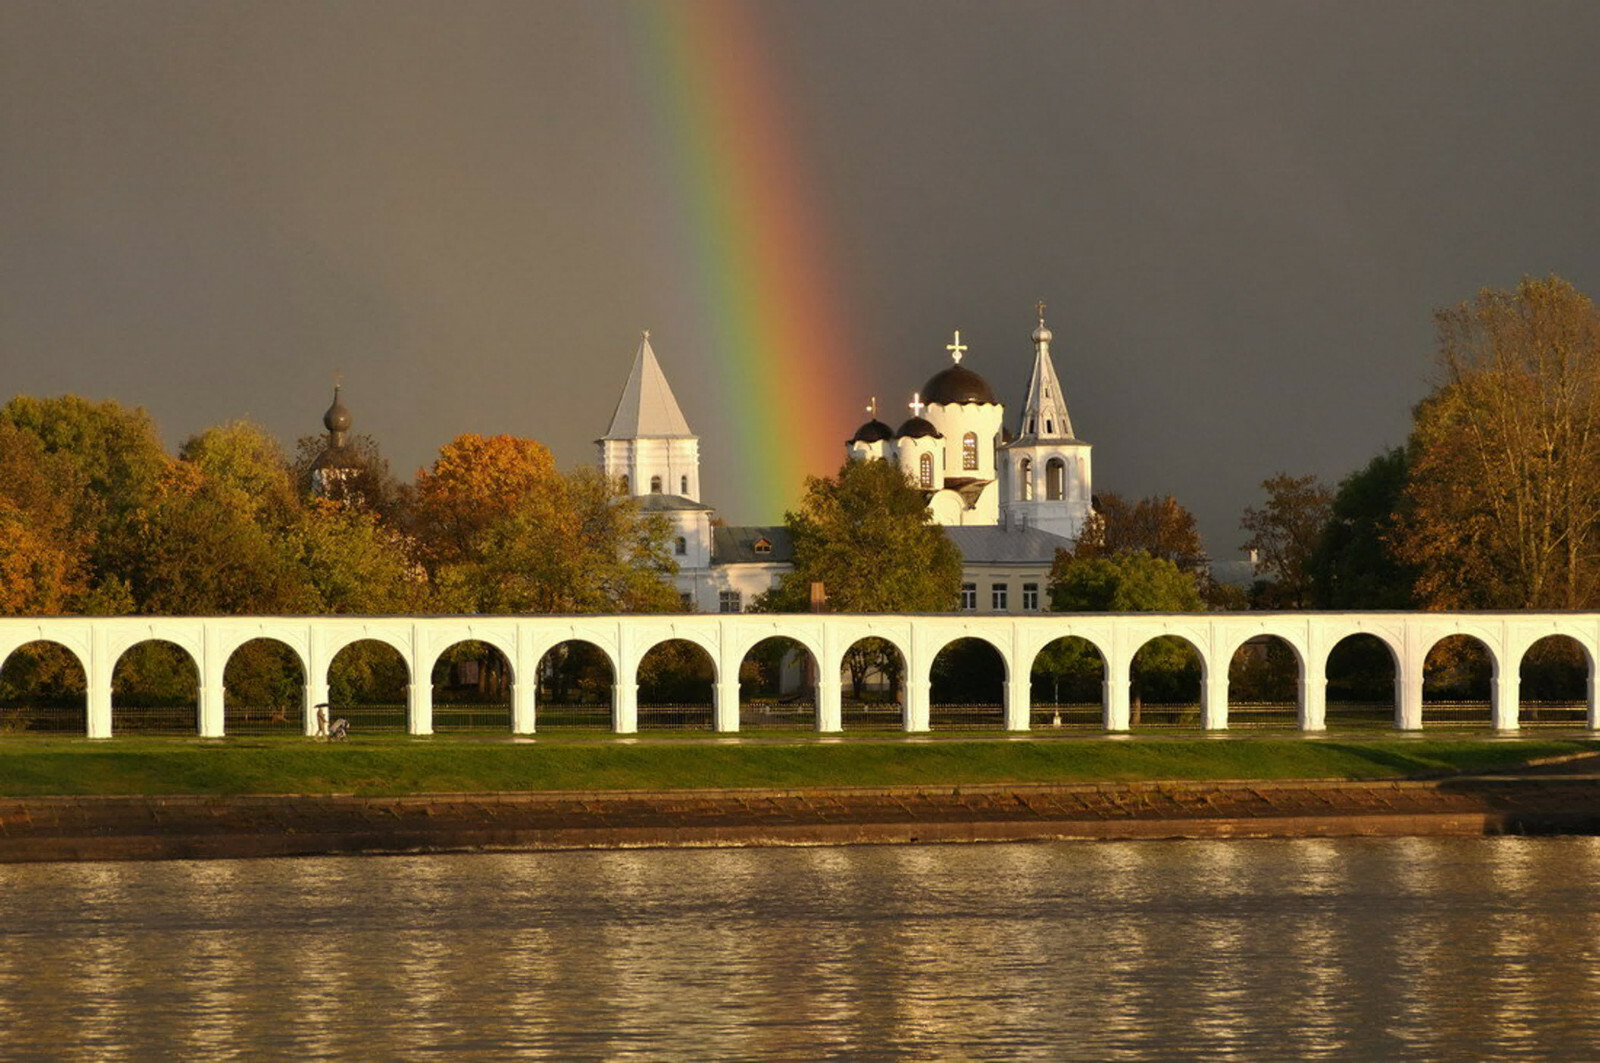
<box><xmin>1396</xmin><ymin>276</ymin><xmax>1600</xmax><ymax>609</ymax></box>
<box><xmin>759</xmin><ymin>459</ymin><xmax>963</xmax><ymax>613</ymax></box>
<box><xmin>1048</xmin><ymin>549</ymin><xmax>1205</xmax><ymax>721</ymax></box>
<box><xmin>127</xmin><ymin>461</ymin><xmax>314</xmax><ymax>615</ymax></box>
<box><xmin>1240</xmin><ymin>473</ymin><xmax>1332</xmax><ymax>609</ymax></box>
<box><xmin>1308</xmin><ymin>448</ymin><xmax>1418</xmax><ymax>608</ymax></box>
<box><xmin>292</xmin><ymin>499</ymin><xmax>427</xmax><ymax>614</ymax></box>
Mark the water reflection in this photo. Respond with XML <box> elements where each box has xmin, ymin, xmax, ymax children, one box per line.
<box><xmin>1</xmin><ymin>839</ymin><xmax>1600</xmax><ymax>1058</ymax></box>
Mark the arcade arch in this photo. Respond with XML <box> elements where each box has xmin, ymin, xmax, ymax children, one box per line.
<box><xmin>1422</xmin><ymin>634</ymin><xmax>1494</xmax><ymax>728</ymax></box>
<box><xmin>738</xmin><ymin>636</ymin><xmax>817</xmax><ymax>730</ymax></box>
<box><xmin>0</xmin><ymin>640</ymin><xmax>86</xmax><ymax>735</ymax></box>
<box><xmin>929</xmin><ymin>637</ymin><xmax>1007</xmax><ymax>729</ymax></box>
<box><xmin>637</xmin><ymin>639</ymin><xmax>716</xmax><ymax>730</ymax></box>
<box><xmin>536</xmin><ymin>640</ymin><xmax>616</xmax><ymax>730</ymax></box>
<box><xmin>840</xmin><ymin>636</ymin><xmax>905</xmax><ymax>730</ymax></box>
<box><xmin>223</xmin><ymin>638</ymin><xmax>305</xmax><ymax>735</ymax></box>
<box><xmin>1128</xmin><ymin>634</ymin><xmax>1203</xmax><ymax>728</ymax></box>
<box><xmin>431</xmin><ymin>640</ymin><xmax>512</xmax><ymax>732</ymax></box>
<box><xmin>1226</xmin><ymin>635</ymin><xmax>1301</xmax><ymax>729</ymax></box>
<box><xmin>328</xmin><ymin>639</ymin><xmax>410</xmax><ymax>733</ymax></box>
<box><xmin>112</xmin><ymin>640</ymin><xmax>198</xmax><ymax>735</ymax></box>
<box><xmin>1030</xmin><ymin>636</ymin><xmax>1105</xmax><ymax>728</ymax></box>
<box><xmin>1519</xmin><ymin>635</ymin><xmax>1591</xmax><ymax>728</ymax></box>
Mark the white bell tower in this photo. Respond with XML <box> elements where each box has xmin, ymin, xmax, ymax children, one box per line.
<box><xmin>998</xmin><ymin>304</ymin><xmax>1093</xmax><ymax>540</ymax></box>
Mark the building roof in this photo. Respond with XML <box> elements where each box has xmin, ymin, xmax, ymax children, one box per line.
<box><xmin>601</xmin><ymin>333</ymin><xmax>695</xmax><ymax>440</ymax></box>
<box><xmin>944</xmin><ymin>525</ymin><xmax>1075</xmax><ymax>564</ymax></box>
<box><xmin>713</xmin><ymin>525</ymin><xmax>794</xmax><ymax>564</ymax></box>
<box><xmin>635</xmin><ymin>493</ymin><xmax>714</xmax><ymax>513</ymax></box>
<box><xmin>922</xmin><ymin>363</ymin><xmax>999</xmax><ymax>405</ymax></box>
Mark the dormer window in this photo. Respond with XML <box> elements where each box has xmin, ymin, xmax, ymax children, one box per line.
<box><xmin>753</xmin><ymin>538</ymin><xmax>772</xmax><ymax>556</ymax></box>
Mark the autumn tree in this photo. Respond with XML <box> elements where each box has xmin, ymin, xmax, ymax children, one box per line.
<box><xmin>0</xmin><ymin>396</ymin><xmax>169</xmax><ymax>604</ymax></box>
<box><xmin>1240</xmin><ymin>473</ymin><xmax>1332</xmax><ymax>609</ymax></box>
<box><xmin>1396</xmin><ymin>276</ymin><xmax>1600</xmax><ymax>609</ymax></box>
<box><xmin>758</xmin><ymin>458</ymin><xmax>963</xmax><ymax>613</ymax></box>
<box><xmin>413</xmin><ymin>433</ymin><xmax>562</xmax><ymax>570</ymax></box>
<box><xmin>0</xmin><ymin>424</ymin><xmax>89</xmax><ymax>614</ymax></box>
<box><xmin>1076</xmin><ymin>493</ymin><xmax>1208</xmax><ymax>572</ymax></box>
<box><xmin>417</xmin><ymin>435</ymin><xmax>677</xmax><ymax>614</ymax></box>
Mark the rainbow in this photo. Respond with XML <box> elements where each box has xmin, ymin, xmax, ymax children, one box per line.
<box><xmin>628</xmin><ymin>0</ymin><xmax>864</xmax><ymax>519</ymax></box>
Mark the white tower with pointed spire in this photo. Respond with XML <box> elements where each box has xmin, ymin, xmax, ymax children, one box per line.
<box><xmin>998</xmin><ymin>305</ymin><xmax>1093</xmax><ymax>539</ymax></box>
<box><xmin>598</xmin><ymin>331</ymin><xmax>714</xmax><ymax>576</ymax></box>
<box><xmin>598</xmin><ymin>331</ymin><xmax>702</xmax><ymax>501</ymax></box>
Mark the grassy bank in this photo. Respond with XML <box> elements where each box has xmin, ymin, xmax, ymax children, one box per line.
<box><xmin>0</xmin><ymin>735</ymin><xmax>1591</xmax><ymax>797</ymax></box>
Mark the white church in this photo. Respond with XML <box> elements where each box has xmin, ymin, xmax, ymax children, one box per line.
<box><xmin>598</xmin><ymin>307</ymin><xmax>1093</xmax><ymax>614</ymax></box>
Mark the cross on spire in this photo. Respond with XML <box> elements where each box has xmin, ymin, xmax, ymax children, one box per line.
<box><xmin>908</xmin><ymin>391</ymin><xmax>926</xmax><ymax>418</ymax></box>
<box><xmin>866</xmin><ymin>396</ymin><xmax>878</xmax><ymax>418</ymax></box>
<box><xmin>946</xmin><ymin>330</ymin><xmax>967</xmax><ymax>364</ymax></box>
<box><xmin>1035</xmin><ymin>299</ymin><xmax>1047</xmax><ymax>325</ymax></box>
<box><xmin>642</xmin><ymin>328</ymin><xmax>650</xmax><ymax>340</ymax></box>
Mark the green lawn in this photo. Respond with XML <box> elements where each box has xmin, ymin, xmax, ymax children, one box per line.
<box><xmin>0</xmin><ymin>734</ymin><xmax>1590</xmax><ymax>797</ymax></box>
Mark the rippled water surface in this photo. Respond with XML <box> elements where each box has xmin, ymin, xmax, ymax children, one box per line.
<box><xmin>3</xmin><ymin>838</ymin><xmax>1600</xmax><ymax>1059</ymax></box>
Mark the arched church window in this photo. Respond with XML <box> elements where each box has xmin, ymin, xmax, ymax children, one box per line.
<box><xmin>674</xmin><ymin>536</ymin><xmax>687</xmax><ymax>556</ymax></box>
<box><xmin>1045</xmin><ymin>419</ymin><xmax>1054</xmax><ymax>434</ymax></box>
<box><xmin>1046</xmin><ymin>458</ymin><xmax>1065</xmax><ymax>501</ymax></box>
<box><xmin>680</xmin><ymin>475</ymin><xmax>689</xmax><ymax>494</ymax></box>
<box><xmin>919</xmin><ymin>453</ymin><xmax>934</xmax><ymax>489</ymax></box>
<box><xmin>650</xmin><ymin>475</ymin><xmax>662</xmax><ymax>493</ymax></box>
<box><xmin>962</xmin><ymin>432</ymin><xmax>978</xmax><ymax>470</ymax></box>
<box><xmin>1019</xmin><ymin>458</ymin><xmax>1033</xmax><ymax>501</ymax></box>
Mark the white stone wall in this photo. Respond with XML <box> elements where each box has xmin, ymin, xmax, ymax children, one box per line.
<box><xmin>4</xmin><ymin>612</ymin><xmax>1597</xmax><ymax>737</ymax></box>
<box><xmin>600</xmin><ymin>437</ymin><xmax>700</xmax><ymax>501</ymax></box>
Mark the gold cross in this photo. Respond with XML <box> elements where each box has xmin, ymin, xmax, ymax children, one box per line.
<box><xmin>946</xmin><ymin>330</ymin><xmax>967</xmax><ymax>364</ymax></box>
<box><xmin>909</xmin><ymin>391</ymin><xmax>926</xmax><ymax>418</ymax></box>
<box><xmin>1035</xmin><ymin>300</ymin><xmax>1047</xmax><ymax>325</ymax></box>
<box><xmin>866</xmin><ymin>396</ymin><xmax>878</xmax><ymax>418</ymax></box>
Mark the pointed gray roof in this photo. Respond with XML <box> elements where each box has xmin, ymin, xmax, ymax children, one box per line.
<box><xmin>1014</xmin><ymin>314</ymin><xmax>1077</xmax><ymax>442</ymax></box>
<box><xmin>602</xmin><ymin>333</ymin><xmax>695</xmax><ymax>440</ymax></box>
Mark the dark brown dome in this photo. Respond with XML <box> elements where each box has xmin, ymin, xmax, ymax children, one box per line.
<box><xmin>850</xmin><ymin>418</ymin><xmax>895</xmax><ymax>444</ymax></box>
<box><xmin>922</xmin><ymin>364</ymin><xmax>997</xmax><ymax>405</ymax></box>
<box><xmin>896</xmin><ymin>416</ymin><xmax>942</xmax><ymax>439</ymax></box>
<box><xmin>323</xmin><ymin>386</ymin><xmax>352</xmax><ymax>434</ymax></box>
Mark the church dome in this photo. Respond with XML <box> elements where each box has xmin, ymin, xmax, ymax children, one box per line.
<box><xmin>323</xmin><ymin>386</ymin><xmax>352</xmax><ymax>433</ymax></box>
<box><xmin>922</xmin><ymin>364</ymin><xmax>998</xmax><ymax>406</ymax></box>
<box><xmin>1031</xmin><ymin>322</ymin><xmax>1053</xmax><ymax>344</ymax></box>
<box><xmin>896</xmin><ymin>416</ymin><xmax>942</xmax><ymax>439</ymax></box>
<box><xmin>850</xmin><ymin>418</ymin><xmax>895</xmax><ymax>444</ymax></box>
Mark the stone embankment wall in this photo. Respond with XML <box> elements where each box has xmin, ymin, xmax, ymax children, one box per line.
<box><xmin>4</xmin><ymin>775</ymin><xmax>1599</xmax><ymax>862</ymax></box>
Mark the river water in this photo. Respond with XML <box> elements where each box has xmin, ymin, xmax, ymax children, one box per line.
<box><xmin>2</xmin><ymin>838</ymin><xmax>1598</xmax><ymax>1060</ymax></box>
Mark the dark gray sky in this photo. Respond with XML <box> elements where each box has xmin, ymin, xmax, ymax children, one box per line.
<box><xmin>4</xmin><ymin>1</ymin><xmax>1599</xmax><ymax>555</ymax></box>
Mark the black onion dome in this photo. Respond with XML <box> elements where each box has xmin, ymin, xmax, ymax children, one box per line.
<box><xmin>922</xmin><ymin>364</ymin><xmax>998</xmax><ymax>405</ymax></box>
<box><xmin>323</xmin><ymin>386</ymin><xmax>352</xmax><ymax>433</ymax></box>
<box><xmin>850</xmin><ymin>418</ymin><xmax>895</xmax><ymax>444</ymax></box>
<box><xmin>896</xmin><ymin>416</ymin><xmax>942</xmax><ymax>439</ymax></box>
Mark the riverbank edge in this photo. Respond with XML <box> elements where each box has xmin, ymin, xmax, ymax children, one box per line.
<box><xmin>5</xmin><ymin>771</ymin><xmax>1600</xmax><ymax>862</ymax></box>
